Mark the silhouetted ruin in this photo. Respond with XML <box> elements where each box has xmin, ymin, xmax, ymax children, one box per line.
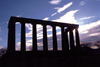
<box><xmin>0</xmin><ymin>16</ymin><xmax>81</xmax><ymax>67</ymax></box>
<box><xmin>7</xmin><ymin>16</ymin><xmax>80</xmax><ymax>52</ymax></box>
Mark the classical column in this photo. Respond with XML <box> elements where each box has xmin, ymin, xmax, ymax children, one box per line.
<box><xmin>61</xmin><ymin>26</ymin><xmax>65</xmax><ymax>51</ymax></box>
<box><xmin>7</xmin><ymin>21</ymin><xmax>15</xmax><ymax>52</ymax></box>
<box><xmin>75</xmin><ymin>27</ymin><xmax>80</xmax><ymax>51</ymax></box>
<box><xmin>61</xmin><ymin>27</ymin><xmax>69</xmax><ymax>51</ymax></box>
<box><xmin>69</xmin><ymin>28</ymin><xmax>75</xmax><ymax>51</ymax></box>
<box><xmin>21</xmin><ymin>22</ymin><xmax>26</xmax><ymax>51</ymax></box>
<box><xmin>32</xmin><ymin>23</ymin><xmax>37</xmax><ymax>51</ymax></box>
<box><xmin>64</xmin><ymin>29</ymin><xmax>69</xmax><ymax>51</ymax></box>
<box><xmin>43</xmin><ymin>24</ymin><xmax>48</xmax><ymax>51</ymax></box>
<box><xmin>52</xmin><ymin>26</ymin><xmax>57</xmax><ymax>51</ymax></box>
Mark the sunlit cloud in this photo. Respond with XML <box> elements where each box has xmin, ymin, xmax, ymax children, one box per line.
<box><xmin>54</xmin><ymin>7</ymin><xmax>60</xmax><ymax>9</ymax></box>
<box><xmin>26</xmin><ymin>31</ymin><xmax>32</xmax><ymax>37</ymax></box>
<box><xmin>26</xmin><ymin>42</ymin><xmax>32</xmax><ymax>47</ymax></box>
<box><xmin>80</xmin><ymin>16</ymin><xmax>95</xmax><ymax>20</ymax></box>
<box><xmin>17</xmin><ymin>40</ymin><xmax>32</xmax><ymax>47</ymax></box>
<box><xmin>51</xmin><ymin>12</ymin><xmax>57</xmax><ymax>16</ymax></box>
<box><xmin>25</xmin><ymin>23</ymin><xmax>32</xmax><ymax>30</ymax></box>
<box><xmin>25</xmin><ymin>24</ymin><xmax>43</xmax><ymax>38</ymax></box>
<box><xmin>79</xmin><ymin>20</ymin><xmax>100</xmax><ymax>34</ymax></box>
<box><xmin>26</xmin><ymin>2</ymin><xmax>74</xmax><ymax>39</ymax></box>
<box><xmin>79</xmin><ymin>20</ymin><xmax>100</xmax><ymax>42</ymax></box>
<box><xmin>16</xmin><ymin>41</ymin><xmax>32</xmax><ymax>50</ymax></box>
<box><xmin>16</xmin><ymin>22</ymin><xmax>20</xmax><ymax>24</ymax></box>
<box><xmin>89</xmin><ymin>33</ymin><xmax>100</xmax><ymax>36</ymax></box>
<box><xmin>81</xmin><ymin>31</ymin><xmax>89</xmax><ymax>34</ymax></box>
<box><xmin>57</xmin><ymin>2</ymin><xmax>73</xmax><ymax>13</ymax></box>
<box><xmin>49</xmin><ymin>0</ymin><xmax>62</xmax><ymax>4</ymax></box>
<box><xmin>79</xmin><ymin>1</ymin><xmax>86</xmax><ymax>6</ymax></box>
<box><xmin>26</xmin><ymin>39</ymin><xmax>43</xmax><ymax>47</ymax></box>
<box><xmin>52</xmin><ymin>10</ymin><xmax>79</xmax><ymax>24</ymax></box>
<box><xmin>25</xmin><ymin>24</ymin><xmax>33</xmax><ymax>37</ymax></box>
<box><xmin>79</xmin><ymin>22</ymin><xmax>84</xmax><ymax>24</ymax></box>
<box><xmin>17</xmin><ymin>42</ymin><xmax>21</xmax><ymax>46</ymax></box>
<box><xmin>51</xmin><ymin>2</ymin><xmax>73</xmax><ymax>16</ymax></box>
<box><xmin>16</xmin><ymin>15</ymin><xmax>21</xmax><ymax>17</ymax></box>
<box><xmin>37</xmin><ymin>43</ymin><xmax>43</xmax><ymax>46</ymax></box>
<box><xmin>43</xmin><ymin>17</ymin><xmax>49</xmax><ymax>20</ymax></box>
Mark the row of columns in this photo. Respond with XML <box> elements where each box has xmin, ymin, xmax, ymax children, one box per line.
<box><xmin>7</xmin><ymin>22</ymin><xmax>80</xmax><ymax>52</ymax></box>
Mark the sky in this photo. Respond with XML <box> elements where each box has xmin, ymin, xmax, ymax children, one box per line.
<box><xmin>0</xmin><ymin>0</ymin><xmax>100</xmax><ymax>50</ymax></box>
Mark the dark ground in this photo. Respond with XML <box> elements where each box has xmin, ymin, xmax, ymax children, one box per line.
<box><xmin>0</xmin><ymin>47</ymin><xmax>100</xmax><ymax>67</ymax></box>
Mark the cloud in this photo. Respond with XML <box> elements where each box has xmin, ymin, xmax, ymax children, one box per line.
<box><xmin>16</xmin><ymin>15</ymin><xmax>21</xmax><ymax>17</ymax></box>
<box><xmin>79</xmin><ymin>20</ymin><xmax>100</xmax><ymax>42</ymax></box>
<box><xmin>16</xmin><ymin>13</ymin><xmax>23</xmax><ymax>17</ymax></box>
<box><xmin>16</xmin><ymin>42</ymin><xmax>21</xmax><ymax>46</ymax></box>
<box><xmin>81</xmin><ymin>31</ymin><xmax>89</xmax><ymax>34</ymax></box>
<box><xmin>25</xmin><ymin>23</ymin><xmax>43</xmax><ymax>38</ymax></box>
<box><xmin>25</xmin><ymin>23</ymin><xmax>33</xmax><ymax>37</ymax></box>
<box><xmin>16</xmin><ymin>41</ymin><xmax>32</xmax><ymax>51</ymax></box>
<box><xmin>15</xmin><ymin>47</ymin><xmax>20</xmax><ymax>51</ymax></box>
<box><xmin>51</xmin><ymin>2</ymin><xmax>73</xmax><ymax>16</ymax></box>
<box><xmin>79</xmin><ymin>20</ymin><xmax>100</xmax><ymax>34</ymax></box>
<box><xmin>57</xmin><ymin>2</ymin><xmax>73</xmax><ymax>13</ymax></box>
<box><xmin>80</xmin><ymin>16</ymin><xmax>95</xmax><ymax>20</ymax></box>
<box><xmin>49</xmin><ymin>0</ymin><xmax>62</xmax><ymax>4</ymax></box>
<box><xmin>89</xmin><ymin>33</ymin><xmax>100</xmax><ymax>36</ymax></box>
<box><xmin>26</xmin><ymin>31</ymin><xmax>32</xmax><ymax>37</ymax></box>
<box><xmin>51</xmin><ymin>12</ymin><xmax>57</xmax><ymax>16</ymax></box>
<box><xmin>25</xmin><ymin>23</ymin><xmax>32</xmax><ymax>30</ymax></box>
<box><xmin>52</xmin><ymin>10</ymin><xmax>79</xmax><ymax>24</ymax></box>
<box><xmin>79</xmin><ymin>22</ymin><xmax>84</xmax><ymax>24</ymax></box>
<box><xmin>43</xmin><ymin>17</ymin><xmax>49</xmax><ymax>20</ymax></box>
<box><xmin>28</xmin><ymin>9</ymin><xmax>79</xmax><ymax>44</ymax></box>
<box><xmin>54</xmin><ymin>7</ymin><xmax>60</xmax><ymax>9</ymax></box>
<box><xmin>79</xmin><ymin>1</ymin><xmax>86</xmax><ymax>6</ymax></box>
<box><xmin>16</xmin><ymin>22</ymin><xmax>20</xmax><ymax>24</ymax></box>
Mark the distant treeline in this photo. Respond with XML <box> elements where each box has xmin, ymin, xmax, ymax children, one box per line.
<box><xmin>80</xmin><ymin>40</ymin><xmax>100</xmax><ymax>49</ymax></box>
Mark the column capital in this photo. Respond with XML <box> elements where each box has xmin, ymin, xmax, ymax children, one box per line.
<box><xmin>64</xmin><ymin>28</ymin><xmax>69</xmax><ymax>32</ymax></box>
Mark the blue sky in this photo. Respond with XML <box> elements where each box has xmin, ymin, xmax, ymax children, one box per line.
<box><xmin>0</xmin><ymin>0</ymin><xmax>100</xmax><ymax>50</ymax></box>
